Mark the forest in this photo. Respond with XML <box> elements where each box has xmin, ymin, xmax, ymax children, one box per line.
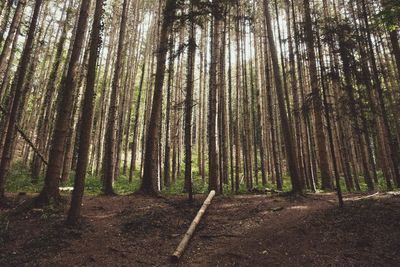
<box><xmin>0</xmin><ymin>0</ymin><xmax>400</xmax><ymax>265</ymax></box>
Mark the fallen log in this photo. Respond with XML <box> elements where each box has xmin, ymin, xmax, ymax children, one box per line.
<box><xmin>199</xmin><ymin>233</ymin><xmax>242</xmax><ymax>239</ymax></box>
<box><xmin>171</xmin><ymin>190</ymin><xmax>216</xmax><ymax>262</ymax></box>
<box><xmin>248</xmin><ymin>187</ymin><xmax>284</xmax><ymax>194</ymax></box>
<box><xmin>344</xmin><ymin>192</ymin><xmax>380</xmax><ymax>202</ymax></box>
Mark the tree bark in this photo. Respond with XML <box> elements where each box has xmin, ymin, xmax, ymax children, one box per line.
<box><xmin>303</xmin><ymin>0</ymin><xmax>333</xmax><ymax>190</ymax></box>
<box><xmin>184</xmin><ymin>1</ymin><xmax>196</xmax><ymax>201</ymax></box>
<box><xmin>208</xmin><ymin>1</ymin><xmax>221</xmax><ymax>194</ymax></box>
<box><xmin>141</xmin><ymin>0</ymin><xmax>176</xmax><ymax>195</ymax></box>
<box><xmin>263</xmin><ymin>0</ymin><xmax>303</xmax><ymax>193</ymax></box>
<box><xmin>35</xmin><ymin>0</ymin><xmax>91</xmax><ymax>205</ymax></box>
<box><xmin>0</xmin><ymin>0</ymin><xmax>44</xmax><ymax>199</ymax></box>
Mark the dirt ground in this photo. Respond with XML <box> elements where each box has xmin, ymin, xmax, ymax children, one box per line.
<box><xmin>1</xmin><ymin>191</ymin><xmax>399</xmax><ymax>266</ymax></box>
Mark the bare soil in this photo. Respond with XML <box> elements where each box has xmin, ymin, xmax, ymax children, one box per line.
<box><xmin>1</xmin><ymin>192</ymin><xmax>399</xmax><ymax>266</ymax></box>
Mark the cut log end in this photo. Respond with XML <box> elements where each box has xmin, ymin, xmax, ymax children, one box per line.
<box><xmin>170</xmin><ymin>254</ymin><xmax>179</xmax><ymax>263</ymax></box>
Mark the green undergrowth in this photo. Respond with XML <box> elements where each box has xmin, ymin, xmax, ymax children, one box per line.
<box><xmin>5</xmin><ymin>161</ymin><xmax>43</xmax><ymax>193</ymax></box>
<box><xmin>5</xmin><ymin>160</ymin><xmax>141</xmax><ymax>196</ymax></box>
<box><xmin>338</xmin><ymin>171</ymin><xmax>393</xmax><ymax>193</ymax></box>
<box><xmin>5</xmin><ymin>160</ymin><xmax>397</xmax><ymax>197</ymax></box>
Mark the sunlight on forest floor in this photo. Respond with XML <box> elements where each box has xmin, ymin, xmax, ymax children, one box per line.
<box><xmin>287</xmin><ymin>205</ymin><xmax>309</xmax><ymax>210</ymax></box>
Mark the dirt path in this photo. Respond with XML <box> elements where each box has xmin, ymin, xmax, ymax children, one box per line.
<box><xmin>1</xmin><ymin>192</ymin><xmax>399</xmax><ymax>266</ymax></box>
<box><xmin>180</xmin><ymin>194</ymin><xmax>332</xmax><ymax>266</ymax></box>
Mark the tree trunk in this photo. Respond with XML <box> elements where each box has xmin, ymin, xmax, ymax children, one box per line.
<box><xmin>263</xmin><ymin>0</ymin><xmax>302</xmax><ymax>193</ymax></box>
<box><xmin>102</xmin><ymin>0</ymin><xmax>129</xmax><ymax>195</ymax></box>
<box><xmin>0</xmin><ymin>0</ymin><xmax>43</xmax><ymax>199</ymax></box>
<box><xmin>208</xmin><ymin>1</ymin><xmax>221</xmax><ymax>194</ymax></box>
<box><xmin>303</xmin><ymin>0</ymin><xmax>333</xmax><ymax>190</ymax></box>
<box><xmin>0</xmin><ymin>0</ymin><xmax>26</xmax><ymax>92</ymax></box>
<box><xmin>35</xmin><ymin>0</ymin><xmax>91</xmax><ymax>205</ymax></box>
<box><xmin>67</xmin><ymin>0</ymin><xmax>105</xmax><ymax>224</ymax></box>
<box><xmin>141</xmin><ymin>0</ymin><xmax>176</xmax><ymax>195</ymax></box>
<box><xmin>184</xmin><ymin>1</ymin><xmax>196</xmax><ymax>201</ymax></box>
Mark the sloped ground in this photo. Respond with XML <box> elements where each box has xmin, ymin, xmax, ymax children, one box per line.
<box><xmin>0</xmin><ymin>192</ymin><xmax>399</xmax><ymax>266</ymax></box>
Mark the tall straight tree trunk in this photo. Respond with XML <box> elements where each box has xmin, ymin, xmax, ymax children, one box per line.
<box><xmin>35</xmin><ymin>0</ymin><xmax>91</xmax><ymax>205</ymax></box>
<box><xmin>263</xmin><ymin>0</ymin><xmax>302</xmax><ymax>193</ymax></box>
<box><xmin>141</xmin><ymin>0</ymin><xmax>176</xmax><ymax>195</ymax></box>
<box><xmin>285</xmin><ymin>0</ymin><xmax>305</xmax><ymax>188</ymax></box>
<box><xmin>315</xmin><ymin>22</ymin><xmax>344</xmax><ymax>207</ymax></box>
<box><xmin>200</xmin><ymin>22</ymin><xmax>208</xmax><ymax>183</ymax></box>
<box><xmin>361</xmin><ymin>0</ymin><xmax>400</xmax><ymax>187</ymax></box>
<box><xmin>0</xmin><ymin>0</ymin><xmax>26</xmax><ymax>91</ymax></box>
<box><xmin>302</xmin><ymin>0</ymin><xmax>332</xmax><ymax>190</ymax></box>
<box><xmin>129</xmin><ymin>62</ymin><xmax>146</xmax><ymax>183</ymax></box>
<box><xmin>380</xmin><ymin>0</ymin><xmax>400</xmax><ymax>81</ymax></box>
<box><xmin>163</xmin><ymin>31</ymin><xmax>174</xmax><ymax>188</ymax></box>
<box><xmin>388</xmin><ymin>30</ymin><xmax>400</xmax><ymax>82</ymax></box>
<box><xmin>208</xmin><ymin>1</ymin><xmax>221</xmax><ymax>194</ymax></box>
<box><xmin>291</xmin><ymin>0</ymin><xmax>316</xmax><ymax>191</ymax></box>
<box><xmin>262</xmin><ymin>10</ymin><xmax>282</xmax><ymax>190</ymax></box>
<box><xmin>240</xmin><ymin>15</ymin><xmax>253</xmax><ymax>190</ymax></box>
<box><xmin>0</xmin><ymin>0</ymin><xmax>43</xmax><ymax>199</ymax></box>
<box><xmin>102</xmin><ymin>0</ymin><xmax>129</xmax><ymax>195</ymax></box>
<box><xmin>227</xmin><ymin>12</ymin><xmax>236</xmax><ymax>189</ymax></box>
<box><xmin>0</xmin><ymin>0</ymin><xmax>14</xmax><ymax>43</ymax></box>
<box><xmin>0</xmin><ymin>25</ymin><xmax>20</xmax><ymax>101</ymax></box>
<box><xmin>234</xmin><ymin>4</ymin><xmax>242</xmax><ymax>192</ymax></box>
<box><xmin>67</xmin><ymin>0</ymin><xmax>105</xmax><ymax>224</ymax></box>
<box><xmin>94</xmin><ymin>23</ymin><xmax>118</xmax><ymax>177</ymax></box>
<box><xmin>252</xmin><ymin>28</ymin><xmax>267</xmax><ymax>186</ymax></box>
<box><xmin>337</xmin><ymin>30</ymin><xmax>375</xmax><ymax>191</ymax></box>
<box><xmin>31</xmin><ymin>0</ymin><xmax>73</xmax><ymax>183</ymax></box>
<box><xmin>219</xmin><ymin>12</ymin><xmax>229</xmax><ymax>191</ymax></box>
<box><xmin>249</xmin><ymin>33</ymin><xmax>259</xmax><ymax>186</ymax></box>
<box><xmin>274</xmin><ymin>0</ymin><xmax>292</xmax><ymax>126</ymax></box>
<box><xmin>184</xmin><ymin>1</ymin><xmax>196</xmax><ymax>201</ymax></box>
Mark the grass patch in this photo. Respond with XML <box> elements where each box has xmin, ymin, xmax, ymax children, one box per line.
<box><xmin>5</xmin><ymin>161</ymin><xmax>43</xmax><ymax>193</ymax></box>
<box><xmin>0</xmin><ymin>213</ymin><xmax>10</xmax><ymax>244</ymax></box>
<box><xmin>5</xmin><ymin>159</ymin><xmax>397</xmax><ymax>197</ymax></box>
<box><xmin>5</xmin><ymin>161</ymin><xmax>141</xmax><ymax>196</ymax></box>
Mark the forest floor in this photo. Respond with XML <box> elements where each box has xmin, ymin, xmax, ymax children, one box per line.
<box><xmin>1</xmin><ymin>191</ymin><xmax>400</xmax><ymax>266</ymax></box>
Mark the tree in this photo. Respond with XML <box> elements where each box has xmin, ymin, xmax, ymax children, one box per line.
<box><xmin>35</xmin><ymin>0</ymin><xmax>92</xmax><ymax>205</ymax></box>
<box><xmin>140</xmin><ymin>0</ymin><xmax>177</xmax><ymax>195</ymax></box>
<box><xmin>67</xmin><ymin>0</ymin><xmax>105</xmax><ymax>224</ymax></box>
<box><xmin>0</xmin><ymin>0</ymin><xmax>26</xmax><ymax>90</ymax></box>
<box><xmin>303</xmin><ymin>0</ymin><xmax>333</xmax><ymax>190</ymax></box>
<box><xmin>102</xmin><ymin>0</ymin><xmax>130</xmax><ymax>195</ymax></box>
<box><xmin>31</xmin><ymin>0</ymin><xmax>74</xmax><ymax>183</ymax></box>
<box><xmin>263</xmin><ymin>0</ymin><xmax>302</xmax><ymax>193</ymax></box>
<box><xmin>208</xmin><ymin>0</ymin><xmax>222</xmax><ymax>194</ymax></box>
<box><xmin>184</xmin><ymin>0</ymin><xmax>197</xmax><ymax>201</ymax></box>
<box><xmin>0</xmin><ymin>0</ymin><xmax>44</xmax><ymax>199</ymax></box>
